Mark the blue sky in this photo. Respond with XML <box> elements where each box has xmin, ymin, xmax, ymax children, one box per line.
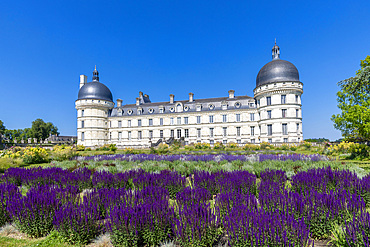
<box><xmin>0</xmin><ymin>0</ymin><xmax>369</xmax><ymax>140</ymax></box>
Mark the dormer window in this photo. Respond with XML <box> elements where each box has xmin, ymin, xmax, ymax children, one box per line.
<box><xmin>170</xmin><ymin>107</ymin><xmax>175</xmax><ymax>112</ymax></box>
<box><xmin>148</xmin><ymin>108</ymin><xmax>154</xmax><ymax>114</ymax></box>
<box><xmin>184</xmin><ymin>106</ymin><xmax>189</xmax><ymax>111</ymax></box>
<box><xmin>235</xmin><ymin>102</ymin><xmax>241</xmax><ymax>108</ymax></box>
<box><xmin>196</xmin><ymin>104</ymin><xmax>202</xmax><ymax>111</ymax></box>
<box><xmin>176</xmin><ymin>104</ymin><xmax>182</xmax><ymax>112</ymax></box>
<box><xmin>159</xmin><ymin>106</ymin><xmax>164</xmax><ymax>113</ymax></box>
<box><xmin>209</xmin><ymin>104</ymin><xmax>215</xmax><ymax>110</ymax></box>
<box><xmin>128</xmin><ymin>110</ymin><xmax>133</xmax><ymax>115</ymax></box>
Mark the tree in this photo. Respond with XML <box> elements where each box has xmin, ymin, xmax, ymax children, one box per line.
<box><xmin>30</xmin><ymin>119</ymin><xmax>59</xmax><ymax>141</ymax></box>
<box><xmin>331</xmin><ymin>56</ymin><xmax>370</xmax><ymax>142</ymax></box>
<box><xmin>0</xmin><ymin>120</ymin><xmax>5</xmax><ymax>146</ymax></box>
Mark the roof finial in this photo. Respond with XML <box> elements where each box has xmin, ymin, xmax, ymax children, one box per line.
<box><xmin>92</xmin><ymin>65</ymin><xmax>99</xmax><ymax>81</ymax></box>
<box><xmin>272</xmin><ymin>40</ymin><xmax>280</xmax><ymax>60</ymax></box>
<box><xmin>94</xmin><ymin>65</ymin><xmax>97</xmax><ymax>70</ymax></box>
<box><xmin>275</xmin><ymin>38</ymin><xmax>276</xmax><ymax>45</ymax></box>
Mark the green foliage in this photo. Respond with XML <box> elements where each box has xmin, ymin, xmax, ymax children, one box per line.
<box><xmin>76</xmin><ymin>145</ymin><xmax>85</xmax><ymax>151</ymax></box>
<box><xmin>305</xmin><ymin>138</ymin><xmax>330</xmax><ymax>143</ymax></box>
<box><xmin>349</xmin><ymin>143</ymin><xmax>370</xmax><ymax>160</ymax></box>
<box><xmin>110</xmin><ymin>230</ymin><xmax>139</xmax><ymax>247</ymax></box>
<box><xmin>50</xmin><ymin>145</ymin><xmax>75</xmax><ymax>161</ymax></box>
<box><xmin>332</xmin><ymin>56</ymin><xmax>370</xmax><ymax>142</ymax></box>
<box><xmin>30</xmin><ymin>119</ymin><xmax>59</xmax><ymax>141</ymax></box>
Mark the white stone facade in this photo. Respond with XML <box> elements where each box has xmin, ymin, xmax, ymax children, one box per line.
<box><xmin>76</xmin><ymin>44</ymin><xmax>303</xmax><ymax>148</ymax></box>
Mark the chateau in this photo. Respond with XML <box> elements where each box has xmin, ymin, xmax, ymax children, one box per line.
<box><xmin>75</xmin><ymin>42</ymin><xmax>303</xmax><ymax>148</ymax></box>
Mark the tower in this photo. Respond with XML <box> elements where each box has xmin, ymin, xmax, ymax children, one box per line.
<box><xmin>254</xmin><ymin>41</ymin><xmax>303</xmax><ymax>143</ymax></box>
<box><xmin>75</xmin><ymin>67</ymin><xmax>114</xmax><ymax>147</ymax></box>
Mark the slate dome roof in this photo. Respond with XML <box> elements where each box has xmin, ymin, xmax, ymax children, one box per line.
<box><xmin>256</xmin><ymin>43</ymin><xmax>300</xmax><ymax>87</ymax></box>
<box><xmin>77</xmin><ymin>68</ymin><xmax>113</xmax><ymax>102</ymax></box>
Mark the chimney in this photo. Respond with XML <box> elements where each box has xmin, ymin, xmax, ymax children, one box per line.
<box><xmin>79</xmin><ymin>75</ymin><xmax>87</xmax><ymax>89</ymax></box>
<box><xmin>228</xmin><ymin>90</ymin><xmax>235</xmax><ymax>99</ymax></box>
<box><xmin>189</xmin><ymin>93</ymin><xmax>194</xmax><ymax>102</ymax></box>
<box><xmin>117</xmin><ymin>99</ymin><xmax>122</xmax><ymax>107</ymax></box>
<box><xmin>136</xmin><ymin>97</ymin><xmax>140</xmax><ymax>106</ymax></box>
<box><xmin>170</xmin><ymin>94</ymin><xmax>174</xmax><ymax>104</ymax></box>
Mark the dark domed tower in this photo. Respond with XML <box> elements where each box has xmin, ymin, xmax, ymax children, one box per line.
<box><xmin>75</xmin><ymin>67</ymin><xmax>114</xmax><ymax>147</ymax></box>
<box><xmin>254</xmin><ymin>42</ymin><xmax>303</xmax><ymax>143</ymax></box>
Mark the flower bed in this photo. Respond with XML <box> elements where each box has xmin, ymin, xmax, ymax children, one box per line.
<box><xmin>0</xmin><ymin>166</ymin><xmax>369</xmax><ymax>246</ymax></box>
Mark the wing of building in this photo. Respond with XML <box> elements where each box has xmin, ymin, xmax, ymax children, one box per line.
<box><xmin>75</xmin><ymin>43</ymin><xmax>303</xmax><ymax>148</ymax></box>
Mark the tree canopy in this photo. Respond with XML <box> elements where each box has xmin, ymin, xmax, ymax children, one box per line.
<box><xmin>0</xmin><ymin>120</ymin><xmax>5</xmax><ymax>135</ymax></box>
<box><xmin>331</xmin><ymin>55</ymin><xmax>370</xmax><ymax>142</ymax></box>
<box><xmin>30</xmin><ymin>119</ymin><xmax>59</xmax><ymax>141</ymax></box>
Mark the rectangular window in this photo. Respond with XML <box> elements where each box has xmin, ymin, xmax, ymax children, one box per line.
<box><xmin>177</xmin><ymin>129</ymin><xmax>181</xmax><ymax>138</ymax></box>
<box><xmin>281</xmin><ymin>95</ymin><xmax>286</xmax><ymax>104</ymax></box>
<box><xmin>159</xmin><ymin>108</ymin><xmax>164</xmax><ymax>113</ymax></box>
<box><xmin>149</xmin><ymin>119</ymin><xmax>153</xmax><ymax>126</ymax></box>
<box><xmin>197</xmin><ymin>128</ymin><xmax>201</xmax><ymax>138</ymax></box>
<box><xmin>209</xmin><ymin>128</ymin><xmax>214</xmax><ymax>137</ymax></box>
<box><xmin>128</xmin><ymin>120</ymin><xmax>131</xmax><ymax>127</ymax></box>
<box><xmin>210</xmin><ymin>140</ymin><xmax>214</xmax><ymax>145</ymax></box>
<box><xmin>128</xmin><ymin>131</ymin><xmax>131</xmax><ymax>140</ymax></box>
<box><xmin>138</xmin><ymin>131</ymin><xmax>142</xmax><ymax>140</ymax></box>
<box><xmin>266</xmin><ymin>96</ymin><xmax>271</xmax><ymax>106</ymax></box>
<box><xmin>118</xmin><ymin>121</ymin><xmax>122</xmax><ymax>128</ymax></box>
<box><xmin>177</xmin><ymin>117</ymin><xmax>181</xmax><ymax>125</ymax></box>
<box><xmin>295</xmin><ymin>95</ymin><xmax>299</xmax><ymax>103</ymax></box>
<box><xmin>236</xmin><ymin>127</ymin><xmax>241</xmax><ymax>136</ymax></box>
<box><xmin>236</xmin><ymin>114</ymin><xmax>241</xmax><ymax>122</ymax></box>
<box><xmin>267</xmin><ymin>110</ymin><xmax>272</xmax><ymax>119</ymax></box>
<box><xmin>282</xmin><ymin>109</ymin><xmax>287</xmax><ymax>118</ymax></box>
<box><xmin>250</xmin><ymin>113</ymin><xmax>255</xmax><ymax>121</ymax></box>
<box><xmin>296</xmin><ymin>109</ymin><xmax>299</xmax><ymax>118</ymax></box>
<box><xmin>284</xmin><ymin>138</ymin><xmax>288</xmax><ymax>143</ymax></box>
<box><xmin>282</xmin><ymin>123</ymin><xmax>288</xmax><ymax>135</ymax></box>
<box><xmin>209</xmin><ymin>115</ymin><xmax>214</xmax><ymax>123</ymax></box>
<box><xmin>118</xmin><ymin>132</ymin><xmax>122</xmax><ymax>141</ymax></box>
<box><xmin>268</xmin><ymin>138</ymin><xmax>272</xmax><ymax>143</ymax></box>
<box><xmin>171</xmin><ymin>130</ymin><xmax>174</xmax><ymax>138</ymax></box>
<box><xmin>160</xmin><ymin>118</ymin><xmax>163</xmax><ymax>126</ymax></box>
<box><xmin>223</xmin><ymin>140</ymin><xmax>227</xmax><ymax>144</ymax></box>
<box><xmin>170</xmin><ymin>118</ymin><xmax>174</xmax><ymax>125</ymax></box>
<box><xmin>251</xmin><ymin>139</ymin><xmax>255</xmax><ymax>144</ymax></box>
<box><xmin>110</xmin><ymin>133</ymin><xmax>112</xmax><ymax>141</ymax></box>
<box><xmin>223</xmin><ymin>127</ymin><xmax>227</xmax><ymax>137</ymax></box>
<box><xmin>297</xmin><ymin>123</ymin><xmax>299</xmax><ymax>133</ymax></box>
<box><xmin>250</xmin><ymin>126</ymin><xmax>255</xmax><ymax>136</ymax></box>
<box><xmin>81</xmin><ymin>110</ymin><xmax>84</xmax><ymax>117</ymax></box>
<box><xmin>185</xmin><ymin>129</ymin><xmax>189</xmax><ymax>138</ymax></box>
<box><xmin>184</xmin><ymin>117</ymin><xmax>189</xmax><ymax>124</ymax></box>
<box><xmin>138</xmin><ymin>119</ymin><xmax>142</xmax><ymax>127</ymax></box>
<box><xmin>81</xmin><ymin>132</ymin><xmax>84</xmax><ymax>141</ymax></box>
<box><xmin>81</xmin><ymin>120</ymin><xmax>84</xmax><ymax>128</ymax></box>
<box><xmin>267</xmin><ymin>124</ymin><xmax>272</xmax><ymax>136</ymax></box>
<box><xmin>149</xmin><ymin>130</ymin><xmax>153</xmax><ymax>139</ymax></box>
<box><xmin>197</xmin><ymin>116</ymin><xmax>201</xmax><ymax>124</ymax></box>
<box><xmin>160</xmin><ymin>130</ymin><xmax>163</xmax><ymax>138</ymax></box>
<box><xmin>222</xmin><ymin>115</ymin><xmax>227</xmax><ymax>123</ymax></box>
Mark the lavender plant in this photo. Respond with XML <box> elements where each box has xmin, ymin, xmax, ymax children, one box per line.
<box><xmin>0</xmin><ymin>183</ymin><xmax>21</xmax><ymax>226</ymax></box>
<box><xmin>173</xmin><ymin>202</ymin><xmax>219</xmax><ymax>247</ymax></box>
<box><xmin>53</xmin><ymin>200</ymin><xmax>102</xmax><ymax>245</ymax></box>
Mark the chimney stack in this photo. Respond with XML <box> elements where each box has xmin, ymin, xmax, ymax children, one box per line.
<box><xmin>170</xmin><ymin>94</ymin><xmax>174</xmax><ymax>104</ymax></box>
<box><xmin>189</xmin><ymin>93</ymin><xmax>194</xmax><ymax>102</ymax></box>
<box><xmin>79</xmin><ymin>75</ymin><xmax>87</xmax><ymax>89</ymax></box>
<box><xmin>228</xmin><ymin>90</ymin><xmax>235</xmax><ymax>99</ymax></box>
<box><xmin>136</xmin><ymin>97</ymin><xmax>140</xmax><ymax>106</ymax></box>
<box><xmin>117</xmin><ymin>99</ymin><xmax>123</xmax><ymax>107</ymax></box>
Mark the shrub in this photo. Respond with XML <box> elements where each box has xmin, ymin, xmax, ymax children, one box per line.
<box><xmin>157</xmin><ymin>143</ymin><xmax>169</xmax><ymax>154</ymax></box>
<box><xmin>213</xmin><ymin>142</ymin><xmax>224</xmax><ymax>150</ymax></box>
<box><xmin>8</xmin><ymin>186</ymin><xmax>62</xmax><ymax>237</ymax></box>
<box><xmin>243</xmin><ymin>143</ymin><xmax>260</xmax><ymax>151</ymax></box>
<box><xmin>76</xmin><ymin>145</ymin><xmax>85</xmax><ymax>151</ymax></box>
<box><xmin>53</xmin><ymin>201</ymin><xmax>102</xmax><ymax>245</ymax></box>
<box><xmin>260</xmin><ymin>141</ymin><xmax>273</xmax><ymax>150</ymax></box>
<box><xmin>173</xmin><ymin>202</ymin><xmax>219</xmax><ymax>247</ymax></box>
<box><xmin>51</xmin><ymin>145</ymin><xmax>75</xmax><ymax>161</ymax></box>
<box><xmin>0</xmin><ymin>183</ymin><xmax>21</xmax><ymax>227</ymax></box>
<box><xmin>22</xmin><ymin>147</ymin><xmax>49</xmax><ymax>164</ymax></box>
